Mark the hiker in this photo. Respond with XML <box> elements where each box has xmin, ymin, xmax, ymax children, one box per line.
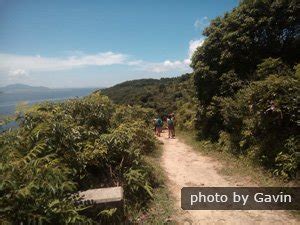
<box><xmin>171</xmin><ymin>113</ymin><xmax>176</xmax><ymax>137</ymax></box>
<box><xmin>167</xmin><ymin>114</ymin><xmax>175</xmax><ymax>138</ymax></box>
<box><xmin>155</xmin><ymin>116</ymin><xmax>163</xmax><ymax>137</ymax></box>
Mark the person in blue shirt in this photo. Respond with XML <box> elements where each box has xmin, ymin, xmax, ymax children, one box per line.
<box><xmin>155</xmin><ymin>116</ymin><xmax>163</xmax><ymax>137</ymax></box>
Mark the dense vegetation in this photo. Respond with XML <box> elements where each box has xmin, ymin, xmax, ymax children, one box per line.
<box><xmin>0</xmin><ymin>92</ymin><xmax>158</xmax><ymax>224</ymax></box>
<box><xmin>191</xmin><ymin>0</ymin><xmax>299</xmax><ymax>178</ymax></box>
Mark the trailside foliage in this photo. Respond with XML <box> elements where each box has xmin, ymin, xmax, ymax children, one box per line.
<box><xmin>0</xmin><ymin>92</ymin><xmax>156</xmax><ymax>224</ymax></box>
<box><xmin>192</xmin><ymin>0</ymin><xmax>299</xmax><ymax>178</ymax></box>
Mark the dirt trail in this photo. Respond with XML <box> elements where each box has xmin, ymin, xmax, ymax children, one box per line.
<box><xmin>158</xmin><ymin>132</ymin><xmax>298</xmax><ymax>225</ymax></box>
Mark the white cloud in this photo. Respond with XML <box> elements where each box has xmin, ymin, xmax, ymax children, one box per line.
<box><xmin>0</xmin><ymin>37</ymin><xmax>205</xmax><ymax>77</ymax></box>
<box><xmin>9</xmin><ymin>69</ymin><xmax>28</xmax><ymax>77</ymax></box>
<box><xmin>7</xmin><ymin>69</ymin><xmax>30</xmax><ymax>83</ymax></box>
<box><xmin>138</xmin><ymin>60</ymin><xmax>190</xmax><ymax>73</ymax></box>
<box><xmin>133</xmin><ymin>38</ymin><xmax>204</xmax><ymax>73</ymax></box>
<box><xmin>0</xmin><ymin>51</ymin><xmax>128</xmax><ymax>73</ymax></box>
<box><xmin>194</xmin><ymin>16</ymin><xmax>209</xmax><ymax>29</ymax></box>
<box><xmin>127</xmin><ymin>60</ymin><xmax>143</xmax><ymax>66</ymax></box>
<box><xmin>188</xmin><ymin>39</ymin><xmax>204</xmax><ymax>59</ymax></box>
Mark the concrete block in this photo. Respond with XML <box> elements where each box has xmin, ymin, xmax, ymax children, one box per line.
<box><xmin>78</xmin><ymin>186</ymin><xmax>123</xmax><ymax>205</ymax></box>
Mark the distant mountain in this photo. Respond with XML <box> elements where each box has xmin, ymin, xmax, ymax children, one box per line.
<box><xmin>0</xmin><ymin>84</ymin><xmax>50</xmax><ymax>93</ymax></box>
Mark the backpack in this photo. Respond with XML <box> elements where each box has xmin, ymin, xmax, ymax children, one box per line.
<box><xmin>156</xmin><ymin>118</ymin><xmax>163</xmax><ymax>126</ymax></box>
<box><xmin>167</xmin><ymin>118</ymin><xmax>174</xmax><ymax>126</ymax></box>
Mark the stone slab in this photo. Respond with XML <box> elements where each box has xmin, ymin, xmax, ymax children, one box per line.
<box><xmin>79</xmin><ymin>186</ymin><xmax>123</xmax><ymax>204</ymax></box>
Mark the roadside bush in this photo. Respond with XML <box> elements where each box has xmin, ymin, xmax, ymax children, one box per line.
<box><xmin>274</xmin><ymin>137</ymin><xmax>298</xmax><ymax>179</ymax></box>
<box><xmin>191</xmin><ymin>0</ymin><xmax>299</xmax><ymax>179</ymax></box>
<box><xmin>176</xmin><ymin>99</ymin><xmax>197</xmax><ymax>130</ymax></box>
<box><xmin>0</xmin><ymin>136</ymin><xmax>90</xmax><ymax>224</ymax></box>
<box><xmin>220</xmin><ymin>74</ymin><xmax>299</xmax><ymax>176</ymax></box>
<box><xmin>0</xmin><ymin>92</ymin><xmax>156</xmax><ymax>224</ymax></box>
<box><xmin>110</xmin><ymin>105</ymin><xmax>156</xmax><ymax>128</ymax></box>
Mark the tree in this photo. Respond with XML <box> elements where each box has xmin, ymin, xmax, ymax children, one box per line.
<box><xmin>191</xmin><ymin>0</ymin><xmax>299</xmax><ymax>178</ymax></box>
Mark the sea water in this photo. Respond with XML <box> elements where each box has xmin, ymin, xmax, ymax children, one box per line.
<box><xmin>0</xmin><ymin>88</ymin><xmax>97</xmax><ymax>131</ymax></box>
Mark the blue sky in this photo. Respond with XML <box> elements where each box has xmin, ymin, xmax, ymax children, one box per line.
<box><xmin>0</xmin><ymin>0</ymin><xmax>239</xmax><ymax>88</ymax></box>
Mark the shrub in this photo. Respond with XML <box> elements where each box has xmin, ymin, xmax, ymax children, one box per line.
<box><xmin>255</xmin><ymin>58</ymin><xmax>292</xmax><ymax>79</ymax></box>
<box><xmin>191</xmin><ymin>0</ymin><xmax>299</xmax><ymax>179</ymax></box>
<box><xmin>0</xmin><ymin>92</ymin><xmax>157</xmax><ymax>223</ymax></box>
<box><xmin>220</xmin><ymin>74</ymin><xmax>299</xmax><ymax>176</ymax></box>
<box><xmin>274</xmin><ymin>137</ymin><xmax>298</xmax><ymax>179</ymax></box>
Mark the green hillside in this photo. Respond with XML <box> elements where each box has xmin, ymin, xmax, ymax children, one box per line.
<box><xmin>102</xmin><ymin>74</ymin><xmax>198</xmax><ymax>130</ymax></box>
